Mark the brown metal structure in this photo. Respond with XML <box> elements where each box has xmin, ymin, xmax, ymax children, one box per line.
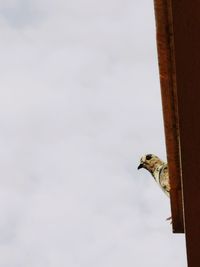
<box><xmin>154</xmin><ymin>0</ymin><xmax>200</xmax><ymax>266</ymax></box>
<box><xmin>153</xmin><ymin>0</ymin><xmax>184</xmax><ymax>233</ymax></box>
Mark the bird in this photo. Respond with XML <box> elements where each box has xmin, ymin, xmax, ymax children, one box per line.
<box><xmin>137</xmin><ymin>154</ymin><xmax>170</xmax><ymax>196</ymax></box>
<box><xmin>138</xmin><ymin>154</ymin><xmax>171</xmax><ymax>221</ymax></box>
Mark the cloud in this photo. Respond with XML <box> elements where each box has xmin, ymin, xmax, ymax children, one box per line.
<box><xmin>0</xmin><ymin>0</ymin><xmax>186</xmax><ymax>266</ymax></box>
<box><xmin>0</xmin><ymin>0</ymin><xmax>41</xmax><ymax>28</ymax></box>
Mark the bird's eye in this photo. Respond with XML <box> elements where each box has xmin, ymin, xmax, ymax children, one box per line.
<box><xmin>146</xmin><ymin>154</ymin><xmax>152</xmax><ymax>160</ymax></box>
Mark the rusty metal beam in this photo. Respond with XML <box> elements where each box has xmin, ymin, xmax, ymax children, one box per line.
<box><xmin>153</xmin><ymin>0</ymin><xmax>184</xmax><ymax>233</ymax></box>
<box><xmin>154</xmin><ymin>0</ymin><xmax>200</xmax><ymax>265</ymax></box>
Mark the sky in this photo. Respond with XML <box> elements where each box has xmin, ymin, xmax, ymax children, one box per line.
<box><xmin>0</xmin><ymin>0</ymin><xmax>187</xmax><ymax>266</ymax></box>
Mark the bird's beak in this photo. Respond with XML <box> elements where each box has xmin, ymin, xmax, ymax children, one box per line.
<box><xmin>137</xmin><ymin>163</ymin><xmax>143</xmax><ymax>170</ymax></box>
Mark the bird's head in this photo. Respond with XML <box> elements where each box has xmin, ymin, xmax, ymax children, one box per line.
<box><xmin>137</xmin><ymin>154</ymin><xmax>164</xmax><ymax>174</ymax></box>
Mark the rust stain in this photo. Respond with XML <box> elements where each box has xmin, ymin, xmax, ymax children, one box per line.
<box><xmin>153</xmin><ymin>0</ymin><xmax>184</xmax><ymax>233</ymax></box>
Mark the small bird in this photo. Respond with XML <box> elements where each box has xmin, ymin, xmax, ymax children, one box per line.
<box><xmin>138</xmin><ymin>154</ymin><xmax>171</xmax><ymax>221</ymax></box>
<box><xmin>138</xmin><ymin>154</ymin><xmax>170</xmax><ymax>196</ymax></box>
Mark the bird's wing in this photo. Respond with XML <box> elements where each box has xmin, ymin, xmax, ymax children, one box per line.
<box><xmin>159</xmin><ymin>164</ymin><xmax>170</xmax><ymax>197</ymax></box>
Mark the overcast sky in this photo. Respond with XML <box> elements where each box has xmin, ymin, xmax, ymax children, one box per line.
<box><xmin>0</xmin><ymin>0</ymin><xmax>187</xmax><ymax>266</ymax></box>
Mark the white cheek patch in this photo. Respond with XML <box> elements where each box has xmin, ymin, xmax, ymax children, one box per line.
<box><xmin>141</xmin><ymin>156</ymin><xmax>146</xmax><ymax>163</ymax></box>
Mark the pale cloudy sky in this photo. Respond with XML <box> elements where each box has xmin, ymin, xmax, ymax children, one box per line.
<box><xmin>0</xmin><ymin>0</ymin><xmax>187</xmax><ymax>266</ymax></box>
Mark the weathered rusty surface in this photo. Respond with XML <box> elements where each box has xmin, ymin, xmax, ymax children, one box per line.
<box><xmin>153</xmin><ymin>0</ymin><xmax>184</xmax><ymax>233</ymax></box>
<box><xmin>170</xmin><ymin>0</ymin><xmax>200</xmax><ymax>265</ymax></box>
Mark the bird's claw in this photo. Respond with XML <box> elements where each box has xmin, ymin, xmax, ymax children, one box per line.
<box><xmin>166</xmin><ymin>216</ymin><xmax>172</xmax><ymax>224</ymax></box>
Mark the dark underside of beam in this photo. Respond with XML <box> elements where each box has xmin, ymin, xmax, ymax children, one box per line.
<box><xmin>171</xmin><ymin>1</ymin><xmax>200</xmax><ymax>266</ymax></box>
<box><xmin>154</xmin><ymin>0</ymin><xmax>200</xmax><ymax>266</ymax></box>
